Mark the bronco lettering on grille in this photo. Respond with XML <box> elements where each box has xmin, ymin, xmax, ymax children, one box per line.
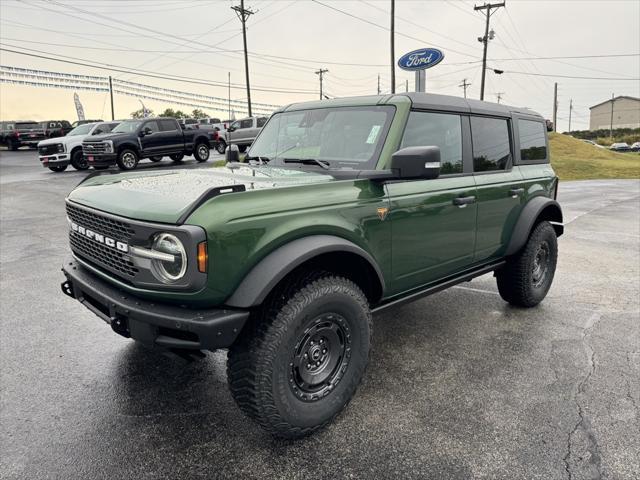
<box><xmin>70</xmin><ymin>221</ymin><xmax>129</xmax><ymax>253</ymax></box>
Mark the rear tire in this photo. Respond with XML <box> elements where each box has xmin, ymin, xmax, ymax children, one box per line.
<box><xmin>48</xmin><ymin>165</ymin><xmax>67</xmax><ymax>172</ymax></box>
<box><xmin>238</xmin><ymin>145</ymin><xmax>247</xmax><ymax>153</ymax></box>
<box><xmin>149</xmin><ymin>156</ymin><xmax>163</xmax><ymax>162</ymax></box>
<box><xmin>496</xmin><ymin>221</ymin><xmax>558</xmax><ymax>307</ymax></box>
<box><xmin>8</xmin><ymin>139</ymin><xmax>18</xmax><ymax>151</ymax></box>
<box><xmin>170</xmin><ymin>153</ymin><xmax>184</xmax><ymax>162</ymax></box>
<box><xmin>194</xmin><ymin>142</ymin><xmax>210</xmax><ymax>162</ymax></box>
<box><xmin>227</xmin><ymin>273</ymin><xmax>371</xmax><ymax>439</ymax></box>
<box><xmin>93</xmin><ymin>165</ymin><xmax>109</xmax><ymax>170</ymax></box>
<box><xmin>116</xmin><ymin>149</ymin><xmax>139</xmax><ymax>170</ymax></box>
<box><xmin>70</xmin><ymin>149</ymin><xmax>89</xmax><ymax>170</ymax></box>
<box><xmin>216</xmin><ymin>140</ymin><xmax>227</xmax><ymax>154</ymax></box>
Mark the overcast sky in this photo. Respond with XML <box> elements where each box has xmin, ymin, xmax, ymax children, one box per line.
<box><xmin>0</xmin><ymin>0</ymin><xmax>639</xmax><ymax>131</ymax></box>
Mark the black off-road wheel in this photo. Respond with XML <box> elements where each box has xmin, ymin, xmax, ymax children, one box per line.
<box><xmin>170</xmin><ymin>153</ymin><xmax>184</xmax><ymax>162</ymax></box>
<box><xmin>116</xmin><ymin>149</ymin><xmax>139</xmax><ymax>171</ymax></box>
<box><xmin>496</xmin><ymin>221</ymin><xmax>558</xmax><ymax>307</ymax></box>
<box><xmin>194</xmin><ymin>142</ymin><xmax>210</xmax><ymax>162</ymax></box>
<box><xmin>149</xmin><ymin>156</ymin><xmax>163</xmax><ymax>162</ymax></box>
<box><xmin>227</xmin><ymin>273</ymin><xmax>372</xmax><ymax>439</ymax></box>
<box><xmin>48</xmin><ymin>165</ymin><xmax>68</xmax><ymax>172</ymax></box>
<box><xmin>215</xmin><ymin>139</ymin><xmax>227</xmax><ymax>154</ymax></box>
<box><xmin>70</xmin><ymin>149</ymin><xmax>89</xmax><ymax>170</ymax></box>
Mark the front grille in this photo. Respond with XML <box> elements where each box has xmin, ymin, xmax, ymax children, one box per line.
<box><xmin>82</xmin><ymin>142</ymin><xmax>107</xmax><ymax>153</ymax></box>
<box><xmin>39</xmin><ymin>144</ymin><xmax>60</xmax><ymax>156</ymax></box>
<box><xmin>66</xmin><ymin>203</ymin><xmax>135</xmax><ymax>242</ymax></box>
<box><xmin>66</xmin><ymin>203</ymin><xmax>138</xmax><ymax>279</ymax></box>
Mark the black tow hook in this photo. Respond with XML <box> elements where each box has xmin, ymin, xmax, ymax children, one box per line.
<box><xmin>60</xmin><ymin>280</ymin><xmax>75</xmax><ymax>299</ymax></box>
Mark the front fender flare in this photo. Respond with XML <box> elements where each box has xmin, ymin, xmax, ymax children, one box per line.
<box><xmin>505</xmin><ymin>196</ymin><xmax>563</xmax><ymax>256</ymax></box>
<box><xmin>225</xmin><ymin>235</ymin><xmax>385</xmax><ymax>308</ymax></box>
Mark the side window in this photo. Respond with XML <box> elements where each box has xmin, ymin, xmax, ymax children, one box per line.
<box><xmin>230</xmin><ymin>121</ymin><xmax>240</xmax><ymax>129</ymax></box>
<box><xmin>102</xmin><ymin>123</ymin><xmax>115</xmax><ymax>133</ymax></box>
<box><xmin>518</xmin><ymin>119</ymin><xmax>547</xmax><ymax>162</ymax></box>
<box><xmin>257</xmin><ymin>117</ymin><xmax>268</xmax><ymax>128</ymax></box>
<box><xmin>240</xmin><ymin>119</ymin><xmax>253</xmax><ymax>129</ymax></box>
<box><xmin>400</xmin><ymin>111</ymin><xmax>463</xmax><ymax>175</ymax></box>
<box><xmin>471</xmin><ymin>116</ymin><xmax>511</xmax><ymax>172</ymax></box>
<box><xmin>144</xmin><ymin>120</ymin><xmax>160</xmax><ymax>133</ymax></box>
<box><xmin>159</xmin><ymin>119</ymin><xmax>177</xmax><ymax>132</ymax></box>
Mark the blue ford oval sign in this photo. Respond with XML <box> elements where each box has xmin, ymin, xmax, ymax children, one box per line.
<box><xmin>397</xmin><ymin>48</ymin><xmax>444</xmax><ymax>71</ymax></box>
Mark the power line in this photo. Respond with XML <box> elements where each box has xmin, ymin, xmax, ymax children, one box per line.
<box><xmin>489</xmin><ymin>67</ymin><xmax>640</xmax><ymax>81</ymax></box>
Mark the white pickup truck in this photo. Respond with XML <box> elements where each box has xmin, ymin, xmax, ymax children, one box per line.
<box><xmin>37</xmin><ymin>121</ymin><xmax>119</xmax><ymax>172</ymax></box>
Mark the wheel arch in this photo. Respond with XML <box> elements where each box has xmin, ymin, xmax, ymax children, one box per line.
<box><xmin>505</xmin><ymin>196</ymin><xmax>563</xmax><ymax>256</ymax></box>
<box><xmin>117</xmin><ymin>142</ymin><xmax>140</xmax><ymax>156</ymax></box>
<box><xmin>224</xmin><ymin>235</ymin><xmax>385</xmax><ymax>308</ymax></box>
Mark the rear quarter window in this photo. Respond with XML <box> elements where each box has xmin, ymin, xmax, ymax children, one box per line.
<box><xmin>517</xmin><ymin>119</ymin><xmax>548</xmax><ymax>162</ymax></box>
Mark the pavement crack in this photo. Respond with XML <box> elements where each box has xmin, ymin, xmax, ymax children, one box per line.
<box><xmin>563</xmin><ymin>312</ymin><xmax>603</xmax><ymax>480</ymax></box>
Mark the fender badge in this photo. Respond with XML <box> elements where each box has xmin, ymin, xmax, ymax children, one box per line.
<box><xmin>377</xmin><ymin>207</ymin><xmax>389</xmax><ymax>221</ymax></box>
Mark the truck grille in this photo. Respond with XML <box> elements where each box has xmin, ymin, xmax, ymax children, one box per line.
<box><xmin>82</xmin><ymin>142</ymin><xmax>107</xmax><ymax>153</ymax></box>
<box><xmin>39</xmin><ymin>144</ymin><xmax>61</xmax><ymax>156</ymax></box>
<box><xmin>66</xmin><ymin>203</ymin><xmax>138</xmax><ymax>278</ymax></box>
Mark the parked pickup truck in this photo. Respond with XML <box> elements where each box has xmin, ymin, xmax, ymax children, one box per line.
<box><xmin>198</xmin><ymin>118</ymin><xmax>233</xmax><ymax>153</ymax></box>
<box><xmin>224</xmin><ymin>115</ymin><xmax>269</xmax><ymax>152</ymax></box>
<box><xmin>38</xmin><ymin>121</ymin><xmax>120</xmax><ymax>172</ymax></box>
<box><xmin>61</xmin><ymin>93</ymin><xmax>562</xmax><ymax>439</ymax></box>
<box><xmin>0</xmin><ymin>121</ymin><xmax>47</xmax><ymax>150</ymax></box>
<box><xmin>82</xmin><ymin>117</ymin><xmax>213</xmax><ymax>170</ymax></box>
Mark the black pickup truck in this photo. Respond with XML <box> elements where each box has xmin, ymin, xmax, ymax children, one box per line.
<box><xmin>0</xmin><ymin>121</ymin><xmax>47</xmax><ymax>150</ymax></box>
<box><xmin>82</xmin><ymin>117</ymin><xmax>214</xmax><ymax>170</ymax></box>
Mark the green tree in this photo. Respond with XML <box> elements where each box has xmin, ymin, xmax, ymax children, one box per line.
<box><xmin>191</xmin><ymin>108</ymin><xmax>208</xmax><ymax>119</ymax></box>
<box><xmin>130</xmin><ymin>108</ymin><xmax>154</xmax><ymax>119</ymax></box>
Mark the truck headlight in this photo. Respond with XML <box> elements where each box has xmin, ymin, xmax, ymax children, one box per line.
<box><xmin>56</xmin><ymin>143</ymin><xmax>65</xmax><ymax>153</ymax></box>
<box><xmin>150</xmin><ymin>233</ymin><xmax>187</xmax><ymax>283</ymax></box>
<box><xmin>104</xmin><ymin>140</ymin><xmax>114</xmax><ymax>153</ymax></box>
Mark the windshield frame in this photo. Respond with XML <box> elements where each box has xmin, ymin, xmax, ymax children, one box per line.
<box><xmin>248</xmin><ymin>105</ymin><xmax>396</xmax><ymax>170</ymax></box>
<box><xmin>111</xmin><ymin>120</ymin><xmax>143</xmax><ymax>134</ymax></box>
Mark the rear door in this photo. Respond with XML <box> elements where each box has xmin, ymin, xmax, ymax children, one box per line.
<box><xmin>387</xmin><ymin>110</ymin><xmax>478</xmax><ymax>294</ymax></box>
<box><xmin>470</xmin><ymin>115</ymin><xmax>525</xmax><ymax>262</ymax></box>
<box><xmin>158</xmin><ymin>119</ymin><xmax>184</xmax><ymax>153</ymax></box>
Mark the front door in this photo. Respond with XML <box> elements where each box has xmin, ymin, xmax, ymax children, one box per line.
<box><xmin>387</xmin><ymin>110</ymin><xmax>477</xmax><ymax>295</ymax></box>
<box><xmin>139</xmin><ymin>120</ymin><xmax>161</xmax><ymax>155</ymax></box>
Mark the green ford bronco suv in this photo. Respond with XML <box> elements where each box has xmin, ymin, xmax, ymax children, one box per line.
<box><xmin>61</xmin><ymin>93</ymin><xmax>563</xmax><ymax>438</ymax></box>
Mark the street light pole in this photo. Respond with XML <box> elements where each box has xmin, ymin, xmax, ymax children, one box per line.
<box><xmin>390</xmin><ymin>0</ymin><xmax>395</xmax><ymax>94</ymax></box>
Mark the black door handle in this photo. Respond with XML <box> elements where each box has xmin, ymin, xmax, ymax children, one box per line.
<box><xmin>453</xmin><ymin>196</ymin><xmax>476</xmax><ymax>207</ymax></box>
<box><xmin>509</xmin><ymin>188</ymin><xmax>524</xmax><ymax>198</ymax></box>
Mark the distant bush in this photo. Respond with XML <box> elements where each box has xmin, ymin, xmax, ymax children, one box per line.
<box><xmin>594</xmin><ymin>134</ymin><xmax>640</xmax><ymax>146</ymax></box>
<box><xmin>565</xmin><ymin>127</ymin><xmax>640</xmax><ymax>140</ymax></box>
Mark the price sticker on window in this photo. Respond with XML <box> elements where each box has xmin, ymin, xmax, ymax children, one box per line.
<box><xmin>366</xmin><ymin>125</ymin><xmax>381</xmax><ymax>144</ymax></box>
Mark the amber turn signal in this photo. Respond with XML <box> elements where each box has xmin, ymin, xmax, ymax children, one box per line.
<box><xmin>197</xmin><ymin>242</ymin><xmax>208</xmax><ymax>273</ymax></box>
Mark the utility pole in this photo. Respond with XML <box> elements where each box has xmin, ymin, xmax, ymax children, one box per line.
<box><xmin>405</xmin><ymin>79</ymin><xmax>409</xmax><ymax>92</ymax></box>
<box><xmin>231</xmin><ymin>1</ymin><xmax>254</xmax><ymax>116</ymax></box>
<box><xmin>609</xmin><ymin>93</ymin><xmax>615</xmax><ymax>138</ymax></box>
<box><xmin>315</xmin><ymin>68</ymin><xmax>329</xmax><ymax>100</ymax></box>
<box><xmin>108</xmin><ymin>75</ymin><xmax>114</xmax><ymax>120</ymax></box>
<box><xmin>377</xmin><ymin>74</ymin><xmax>381</xmax><ymax>95</ymax></box>
<box><xmin>552</xmin><ymin>82</ymin><xmax>558</xmax><ymax>132</ymax></box>
<box><xmin>459</xmin><ymin>78</ymin><xmax>471</xmax><ymax>98</ymax></box>
<box><xmin>568</xmin><ymin>98</ymin><xmax>572</xmax><ymax>132</ymax></box>
<box><xmin>390</xmin><ymin>0</ymin><xmax>395</xmax><ymax>94</ymax></box>
<box><xmin>495</xmin><ymin>92</ymin><xmax>504</xmax><ymax>103</ymax></box>
<box><xmin>474</xmin><ymin>1</ymin><xmax>505</xmax><ymax>101</ymax></box>
<box><xmin>228</xmin><ymin>72</ymin><xmax>231</xmax><ymax>121</ymax></box>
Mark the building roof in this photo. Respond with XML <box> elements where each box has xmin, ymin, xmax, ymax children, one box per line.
<box><xmin>589</xmin><ymin>96</ymin><xmax>640</xmax><ymax>110</ymax></box>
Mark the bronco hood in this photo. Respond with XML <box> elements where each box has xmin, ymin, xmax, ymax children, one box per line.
<box><xmin>67</xmin><ymin>165</ymin><xmax>335</xmax><ymax>223</ymax></box>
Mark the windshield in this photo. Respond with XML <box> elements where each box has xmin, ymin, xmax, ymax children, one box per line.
<box><xmin>67</xmin><ymin>123</ymin><xmax>94</xmax><ymax>136</ymax></box>
<box><xmin>112</xmin><ymin>121</ymin><xmax>143</xmax><ymax>133</ymax></box>
<box><xmin>249</xmin><ymin>105</ymin><xmax>395</xmax><ymax>168</ymax></box>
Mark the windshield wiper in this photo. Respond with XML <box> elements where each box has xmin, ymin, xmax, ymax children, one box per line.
<box><xmin>283</xmin><ymin>158</ymin><xmax>330</xmax><ymax>170</ymax></box>
<box><xmin>244</xmin><ymin>155</ymin><xmax>270</xmax><ymax>165</ymax></box>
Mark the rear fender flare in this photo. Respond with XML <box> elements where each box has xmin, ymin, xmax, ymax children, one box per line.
<box><xmin>505</xmin><ymin>196</ymin><xmax>563</xmax><ymax>256</ymax></box>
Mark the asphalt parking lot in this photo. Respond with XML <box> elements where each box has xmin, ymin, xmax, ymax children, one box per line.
<box><xmin>1</xmin><ymin>148</ymin><xmax>638</xmax><ymax>480</ymax></box>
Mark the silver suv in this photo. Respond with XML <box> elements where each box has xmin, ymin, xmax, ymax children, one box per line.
<box><xmin>225</xmin><ymin>116</ymin><xmax>268</xmax><ymax>152</ymax></box>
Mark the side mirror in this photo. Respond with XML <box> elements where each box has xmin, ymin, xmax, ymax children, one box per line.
<box><xmin>226</xmin><ymin>144</ymin><xmax>240</xmax><ymax>163</ymax></box>
<box><xmin>390</xmin><ymin>146</ymin><xmax>441</xmax><ymax>180</ymax></box>
<box><xmin>227</xmin><ymin>126</ymin><xmax>236</xmax><ymax>132</ymax></box>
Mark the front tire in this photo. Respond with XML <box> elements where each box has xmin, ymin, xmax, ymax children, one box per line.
<box><xmin>8</xmin><ymin>139</ymin><xmax>18</xmax><ymax>151</ymax></box>
<box><xmin>149</xmin><ymin>156</ymin><xmax>163</xmax><ymax>162</ymax></box>
<box><xmin>227</xmin><ymin>274</ymin><xmax>371</xmax><ymax>439</ymax></box>
<box><xmin>496</xmin><ymin>221</ymin><xmax>558</xmax><ymax>307</ymax></box>
<box><xmin>70</xmin><ymin>149</ymin><xmax>89</xmax><ymax>170</ymax></box>
<box><xmin>48</xmin><ymin>165</ymin><xmax>68</xmax><ymax>172</ymax></box>
<box><xmin>216</xmin><ymin>139</ymin><xmax>227</xmax><ymax>154</ymax></box>
<box><xmin>116</xmin><ymin>149</ymin><xmax>139</xmax><ymax>170</ymax></box>
<box><xmin>194</xmin><ymin>142</ymin><xmax>210</xmax><ymax>162</ymax></box>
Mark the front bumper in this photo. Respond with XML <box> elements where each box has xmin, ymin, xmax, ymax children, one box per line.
<box><xmin>61</xmin><ymin>257</ymin><xmax>249</xmax><ymax>351</ymax></box>
<box><xmin>84</xmin><ymin>153</ymin><xmax>117</xmax><ymax>167</ymax></box>
<box><xmin>39</xmin><ymin>154</ymin><xmax>69</xmax><ymax>167</ymax></box>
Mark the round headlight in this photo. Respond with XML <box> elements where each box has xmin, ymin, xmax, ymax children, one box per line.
<box><xmin>151</xmin><ymin>233</ymin><xmax>187</xmax><ymax>283</ymax></box>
